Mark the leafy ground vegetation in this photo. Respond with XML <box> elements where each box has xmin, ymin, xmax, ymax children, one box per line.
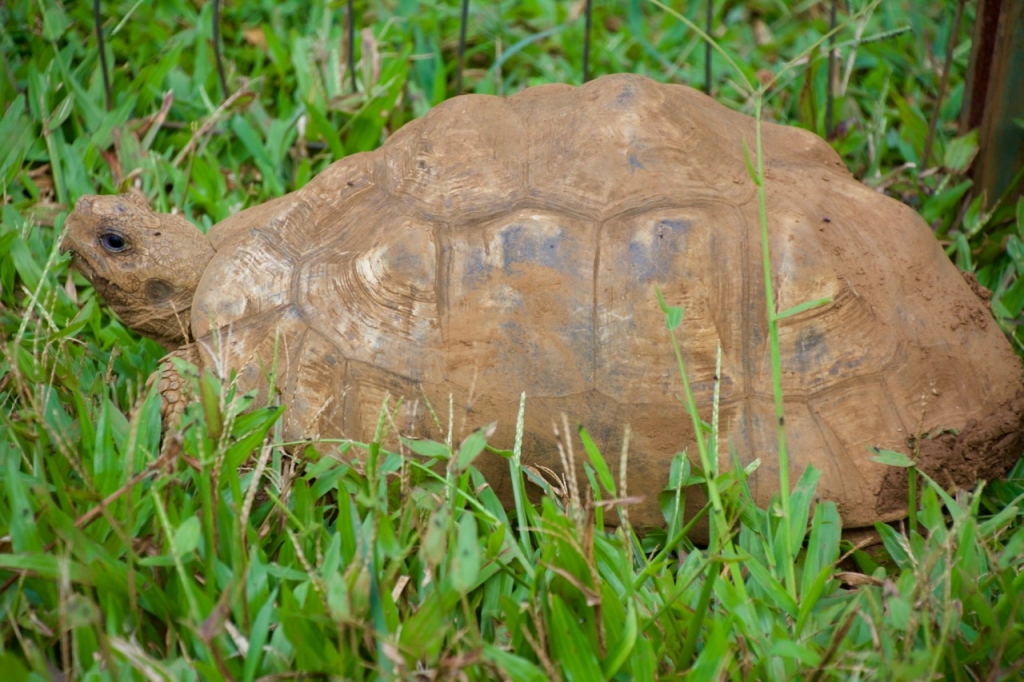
<box><xmin>2</xmin><ymin>0</ymin><xmax>1024</xmax><ymax>679</ymax></box>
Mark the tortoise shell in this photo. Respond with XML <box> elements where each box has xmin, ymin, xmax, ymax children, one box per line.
<box><xmin>191</xmin><ymin>74</ymin><xmax>1023</xmax><ymax>530</ymax></box>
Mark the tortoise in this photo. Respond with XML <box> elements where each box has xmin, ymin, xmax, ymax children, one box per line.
<box><xmin>63</xmin><ymin>73</ymin><xmax>1024</xmax><ymax>532</ymax></box>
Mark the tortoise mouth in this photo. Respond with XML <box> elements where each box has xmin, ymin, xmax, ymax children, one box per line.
<box><xmin>67</xmin><ymin>250</ymin><xmax>97</xmax><ymax>282</ymax></box>
<box><xmin>67</xmin><ymin>251</ymin><xmax>120</xmax><ymax>300</ymax></box>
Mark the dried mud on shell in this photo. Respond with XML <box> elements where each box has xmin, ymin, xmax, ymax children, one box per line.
<box><xmin>878</xmin><ymin>392</ymin><xmax>1024</xmax><ymax>519</ymax></box>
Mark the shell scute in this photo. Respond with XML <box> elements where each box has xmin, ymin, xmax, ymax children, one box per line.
<box><xmin>194</xmin><ymin>231</ymin><xmax>296</xmax><ymax>338</ymax></box>
<box><xmin>298</xmin><ymin>208</ymin><xmax>442</xmax><ymax>382</ymax></box>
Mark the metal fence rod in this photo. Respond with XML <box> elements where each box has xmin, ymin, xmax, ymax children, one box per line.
<box><xmin>348</xmin><ymin>0</ymin><xmax>357</xmax><ymax>92</ymax></box>
<box><xmin>825</xmin><ymin>0</ymin><xmax>837</xmax><ymax>139</ymax></box>
<box><xmin>213</xmin><ymin>0</ymin><xmax>228</xmax><ymax>100</ymax></box>
<box><xmin>922</xmin><ymin>0</ymin><xmax>966</xmax><ymax>169</ymax></box>
<box><xmin>704</xmin><ymin>0</ymin><xmax>712</xmax><ymax>94</ymax></box>
<box><xmin>457</xmin><ymin>0</ymin><xmax>470</xmax><ymax>94</ymax></box>
<box><xmin>93</xmin><ymin>0</ymin><xmax>112</xmax><ymax>109</ymax></box>
<box><xmin>583</xmin><ymin>0</ymin><xmax>593</xmax><ymax>83</ymax></box>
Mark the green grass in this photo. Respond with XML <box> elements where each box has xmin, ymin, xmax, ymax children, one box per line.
<box><xmin>2</xmin><ymin>0</ymin><xmax>1024</xmax><ymax>679</ymax></box>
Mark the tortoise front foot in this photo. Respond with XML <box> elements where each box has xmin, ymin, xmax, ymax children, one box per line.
<box><xmin>150</xmin><ymin>344</ymin><xmax>202</xmax><ymax>432</ymax></box>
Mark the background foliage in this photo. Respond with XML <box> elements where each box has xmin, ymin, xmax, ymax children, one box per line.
<box><xmin>1</xmin><ymin>0</ymin><xmax>1022</xmax><ymax>680</ymax></box>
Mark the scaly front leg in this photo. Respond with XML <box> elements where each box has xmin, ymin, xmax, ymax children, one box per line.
<box><xmin>147</xmin><ymin>344</ymin><xmax>202</xmax><ymax>431</ymax></box>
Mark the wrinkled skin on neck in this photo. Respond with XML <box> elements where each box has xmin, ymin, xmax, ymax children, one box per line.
<box><xmin>61</xmin><ymin>194</ymin><xmax>215</xmax><ymax>349</ymax></box>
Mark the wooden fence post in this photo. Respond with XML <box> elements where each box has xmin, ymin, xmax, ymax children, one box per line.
<box><xmin>960</xmin><ymin>0</ymin><xmax>1024</xmax><ymax>206</ymax></box>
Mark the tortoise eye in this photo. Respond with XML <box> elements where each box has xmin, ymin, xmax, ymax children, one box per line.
<box><xmin>99</xmin><ymin>232</ymin><xmax>127</xmax><ymax>252</ymax></box>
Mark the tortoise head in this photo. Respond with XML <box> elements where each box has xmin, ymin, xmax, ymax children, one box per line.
<box><xmin>62</xmin><ymin>193</ymin><xmax>215</xmax><ymax>349</ymax></box>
